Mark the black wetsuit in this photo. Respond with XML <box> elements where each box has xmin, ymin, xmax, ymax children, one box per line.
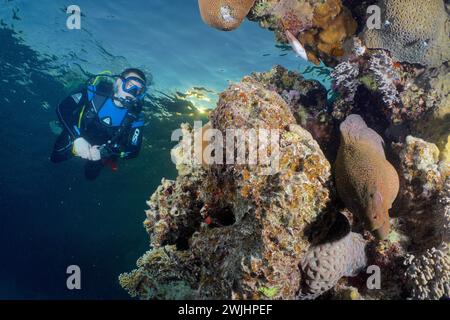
<box><xmin>50</xmin><ymin>84</ymin><xmax>144</xmax><ymax>180</ymax></box>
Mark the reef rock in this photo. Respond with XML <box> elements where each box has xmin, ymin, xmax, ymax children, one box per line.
<box><xmin>198</xmin><ymin>0</ymin><xmax>256</xmax><ymax>31</ymax></box>
<box><xmin>411</xmin><ymin>62</ymin><xmax>450</xmax><ymax>166</ymax></box>
<box><xmin>392</xmin><ymin>136</ymin><xmax>447</xmax><ymax>247</ymax></box>
<box><xmin>248</xmin><ymin>65</ymin><xmax>334</xmax><ymax>152</ymax></box>
<box><xmin>120</xmin><ymin>75</ymin><xmax>333</xmax><ymax>299</ymax></box>
<box><xmin>362</xmin><ymin>0</ymin><xmax>450</xmax><ymax>67</ymax></box>
<box><xmin>335</xmin><ymin>114</ymin><xmax>399</xmax><ymax>239</ymax></box>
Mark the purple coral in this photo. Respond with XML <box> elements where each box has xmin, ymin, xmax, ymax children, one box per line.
<box><xmin>299</xmin><ymin>232</ymin><xmax>367</xmax><ymax>299</ymax></box>
<box><xmin>331</xmin><ymin>61</ymin><xmax>360</xmax><ymax>103</ymax></box>
<box><xmin>368</xmin><ymin>52</ymin><xmax>401</xmax><ymax>107</ymax></box>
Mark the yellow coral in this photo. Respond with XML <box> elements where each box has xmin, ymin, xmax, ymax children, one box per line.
<box><xmin>198</xmin><ymin>0</ymin><xmax>255</xmax><ymax>31</ymax></box>
<box><xmin>313</xmin><ymin>0</ymin><xmax>342</xmax><ymax>29</ymax></box>
<box><xmin>319</xmin><ymin>8</ymin><xmax>356</xmax><ymax>45</ymax></box>
<box><xmin>298</xmin><ymin>1</ymin><xmax>357</xmax><ymax>64</ymax></box>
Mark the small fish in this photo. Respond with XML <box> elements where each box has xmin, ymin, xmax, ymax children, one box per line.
<box><xmin>41</xmin><ymin>101</ymin><xmax>51</xmax><ymax>110</ymax></box>
<box><xmin>285</xmin><ymin>30</ymin><xmax>308</xmax><ymax>62</ymax></box>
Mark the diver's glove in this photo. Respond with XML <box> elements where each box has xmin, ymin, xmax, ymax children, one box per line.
<box><xmin>73</xmin><ymin>137</ymin><xmax>94</xmax><ymax>160</ymax></box>
<box><xmin>89</xmin><ymin>145</ymin><xmax>102</xmax><ymax>161</ymax></box>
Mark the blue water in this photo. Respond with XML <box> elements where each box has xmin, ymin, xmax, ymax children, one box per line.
<box><xmin>0</xmin><ymin>0</ymin><xmax>326</xmax><ymax>299</ymax></box>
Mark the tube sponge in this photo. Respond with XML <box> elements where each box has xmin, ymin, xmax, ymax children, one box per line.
<box><xmin>198</xmin><ymin>0</ymin><xmax>256</xmax><ymax>31</ymax></box>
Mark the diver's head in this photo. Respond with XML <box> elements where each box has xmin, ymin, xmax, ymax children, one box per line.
<box><xmin>114</xmin><ymin>68</ymin><xmax>147</xmax><ymax>107</ymax></box>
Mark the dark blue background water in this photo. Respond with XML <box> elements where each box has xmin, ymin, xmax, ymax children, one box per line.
<box><xmin>0</xmin><ymin>0</ymin><xmax>327</xmax><ymax>299</ymax></box>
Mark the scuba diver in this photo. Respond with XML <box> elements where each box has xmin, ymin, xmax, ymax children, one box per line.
<box><xmin>50</xmin><ymin>68</ymin><xmax>147</xmax><ymax>180</ymax></box>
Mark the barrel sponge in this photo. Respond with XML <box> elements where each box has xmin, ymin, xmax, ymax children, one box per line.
<box><xmin>362</xmin><ymin>0</ymin><xmax>450</xmax><ymax>67</ymax></box>
<box><xmin>198</xmin><ymin>0</ymin><xmax>256</xmax><ymax>31</ymax></box>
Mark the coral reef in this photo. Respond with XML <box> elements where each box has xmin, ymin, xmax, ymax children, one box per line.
<box><xmin>392</xmin><ymin>136</ymin><xmax>446</xmax><ymax>244</ymax></box>
<box><xmin>248</xmin><ymin>0</ymin><xmax>358</xmax><ymax>66</ymax></box>
<box><xmin>358</xmin><ymin>139</ymin><xmax>450</xmax><ymax>301</ymax></box>
<box><xmin>299</xmin><ymin>232</ymin><xmax>367</xmax><ymax>299</ymax></box>
<box><xmin>120</xmin><ymin>75</ymin><xmax>334</xmax><ymax>299</ymax></box>
<box><xmin>125</xmin><ymin>0</ymin><xmax>450</xmax><ymax>296</ymax></box>
<box><xmin>119</xmin><ymin>246</ymin><xmax>197</xmax><ymax>299</ymax></box>
<box><xmin>122</xmin><ymin>61</ymin><xmax>449</xmax><ymax>300</ymax></box>
<box><xmin>404</xmin><ymin>243</ymin><xmax>450</xmax><ymax>300</ymax></box>
<box><xmin>198</xmin><ymin>0</ymin><xmax>256</xmax><ymax>31</ymax></box>
<box><xmin>335</xmin><ymin>115</ymin><xmax>399</xmax><ymax>239</ymax></box>
<box><xmin>362</xmin><ymin>0</ymin><xmax>450</xmax><ymax>67</ymax></box>
<box><xmin>248</xmin><ymin>65</ymin><xmax>334</xmax><ymax>152</ymax></box>
<box><xmin>411</xmin><ymin>63</ymin><xmax>450</xmax><ymax>164</ymax></box>
<box><xmin>331</xmin><ymin>49</ymin><xmax>441</xmax><ymax>127</ymax></box>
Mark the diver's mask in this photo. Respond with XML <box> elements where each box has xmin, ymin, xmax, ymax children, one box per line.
<box><xmin>114</xmin><ymin>76</ymin><xmax>147</xmax><ymax>109</ymax></box>
<box><xmin>119</xmin><ymin>76</ymin><xmax>147</xmax><ymax>99</ymax></box>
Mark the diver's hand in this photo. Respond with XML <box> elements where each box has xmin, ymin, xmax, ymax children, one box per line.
<box><xmin>73</xmin><ymin>137</ymin><xmax>93</xmax><ymax>160</ymax></box>
<box><xmin>90</xmin><ymin>145</ymin><xmax>102</xmax><ymax>161</ymax></box>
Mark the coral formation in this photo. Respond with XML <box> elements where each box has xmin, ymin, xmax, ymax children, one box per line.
<box><xmin>299</xmin><ymin>232</ymin><xmax>367</xmax><ymax>299</ymax></box>
<box><xmin>122</xmin><ymin>61</ymin><xmax>449</xmax><ymax>300</ymax></box>
<box><xmin>393</xmin><ymin>136</ymin><xmax>445</xmax><ymax>235</ymax></box>
<box><xmin>331</xmin><ymin>49</ymin><xmax>442</xmax><ymax>127</ymax></box>
<box><xmin>198</xmin><ymin>0</ymin><xmax>256</xmax><ymax>31</ymax></box>
<box><xmin>362</xmin><ymin>0</ymin><xmax>450</xmax><ymax>67</ymax></box>
<box><xmin>126</xmin><ymin>0</ymin><xmax>450</xmax><ymax>296</ymax></box>
<box><xmin>248</xmin><ymin>65</ymin><xmax>334</xmax><ymax>152</ymax></box>
<box><xmin>369</xmin><ymin>138</ymin><xmax>450</xmax><ymax>300</ymax></box>
<box><xmin>120</xmin><ymin>75</ymin><xmax>333</xmax><ymax>299</ymax></box>
<box><xmin>335</xmin><ymin>115</ymin><xmax>399</xmax><ymax>239</ymax></box>
<box><xmin>119</xmin><ymin>246</ymin><xmax>197</xmax><ymax>299</ymax></box>
<box><xmin>248</xmin><ymin>0</ymin><xmax>358</xmax><ymax>66</ymax></box>
<box><xmin>404</xmin><ymin>243</ymin><xmax>450</xmax><ymax>300</ymax></box>
<box><xmin>411</xmin><ymin>63</ymin><xmax>450</xmax><ymax>164</ymax></box>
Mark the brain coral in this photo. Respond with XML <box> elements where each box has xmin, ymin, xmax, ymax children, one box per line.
<box><xmin>299</xmin><ymin>232</ymin><xmax>367</xmax><ymax>299</ymax></box>
<box><xmin>198</xmin><ymin>0</ymin><xmax>256</xmax><ymax>31</ymax></box>
<box><xmin>120</xmin><ymin>75</ymin><xmax>333</xmax><ymax>299</ymax></box>
<box><xmin>362</xmin><ymin>0</ymin><xmax>450</xmax><ymax>67</ymax></box>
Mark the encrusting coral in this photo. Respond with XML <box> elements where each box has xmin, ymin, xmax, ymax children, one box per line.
<box><xmin>335</xmin><ymin>114</ymin><xmax>399</xmax><ymax>239</ymax></box>
<box><xmin>362</xmin><ymin>0</ymin><xmax>450</xmax><ymax>67</ymax></box>
<box><xmin>392</xmin><ymin>137</ymin><xmax>447</xmax><ymax>248</ymax></box>
<box><xmin>299</xmin><ymin>232</ymin><xmax>367</xmax><ymax>299</ymax></box>
<box><xmin>248</xmin><ymin>65</ymin><xmax>334</xmax><ymax>152</ymax></box>
<box><xmin>198</xmin><ymin>0</ymin><xmax>256</xmax><ymax>31</ymax></box>
<box><xmin>120</xmin><ymin>75</ymin><xmax>333</xmax><ymax>299</ymax></box>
